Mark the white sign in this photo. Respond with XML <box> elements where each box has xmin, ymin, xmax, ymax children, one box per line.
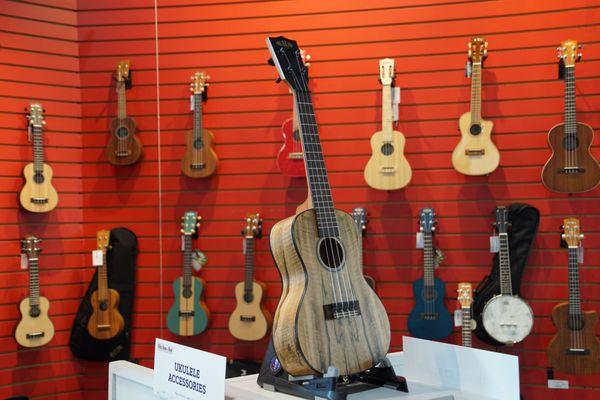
<box><xmin>153</xmin><ymin>338</ymin><xmax>226</xmax><ymax>400</ymax></box>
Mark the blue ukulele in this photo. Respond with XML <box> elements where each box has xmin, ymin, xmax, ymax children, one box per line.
<box><xmin>407</xmin><ymin>208</ymin><xmax>453</xmax><ymax>340</ymax></box>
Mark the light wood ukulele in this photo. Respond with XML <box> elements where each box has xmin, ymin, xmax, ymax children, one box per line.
<box><xmin>364</xmin><ymin>58</ymin><xmax>412</xmax><ymax>190</ymax></box>
<box><xmin>452</xmin><ymin>37</ymin><xmax>500</xmax><ymax>176</ymax></box>
<box><xmin>229</xmin><ymin>214</ymin><xmax>271</xmax><ymax>341</ymax></box>
<box><xmin>182</xmin><ymin>72</ymin><xmax>218</xmax><ymax>178</ymax></box>
<box><xmin>87</xmin><ymin>230</ymin><xmax>125</xmax><ymax>340</ymax></box>
<box><xmin>19</xmin><ymin>104</ymin><xmax>58</xmax><ymax>213</ymax></box>
<box><xmin>15</xmin><ymin>236</ymin><xmax>55</xmax><ymax>347</ymax></box>
<box><xmin>457</xmin><ymin>282</ymin><xmax>475</xmax><ymax>347</ymax></box>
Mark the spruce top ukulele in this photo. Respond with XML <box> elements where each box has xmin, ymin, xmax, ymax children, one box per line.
<box><xmin>87</xmin><ymin>230</ymin><xmax>125</xmax><ymax>340</ymax></box>
<box><xmin>547</xmin><ymin>218</ymin><xmax>600</xmax><ymax>374</ymax></box>
<box><xmin>19</xmin><ymin>104</ymin><xmax>58</xmax><ymax>213</ymax></box>
<box><xmin>15</xmin><ymin>236</ymin><xmax>55</xmax><ymax>347</ymax></box>
<box><xmin>541</xmin><ymin>40</ymin><xmax>600</xmax><ymax>193</ymax></box>
<box><xmin>452</xmin><ymin>37</ymin><xmax>500</xmax><ymax>176</ymax></box>
<box><xmin>228</xmin><ymin>214</ymin><xmax>271</xmax><ymax>341</ymax></box>
<box><xmin>407</xmin><ymin>208</ymin><xmax>453</xmax><ymax>340</ymax></box>
<box><xmin>106</xmin><ymin>60</ymin><xmax>143</xmax><ymax>165</ymax></box>
<box><xmin>457</xmin><ymin>282</ymin><xmax>475</xmax><ymax>348</ymax></box>
<box><xmin>182</xmin><ymin>71</ymin><xmax>218</xmax><ymax>178</ymax></box>
<box><xmin>267</xmin><ymin>36</ymin><xmax>390</xmax><ymax>377</ymax></box>
<box><xmin>481</xmin><ymin>206</ymin><xmax>533</xmax><ymax>345</ymax></box>
<box><xmin>167</xmin><ymin>211</ymin><xmax>210</xmax><ymax>336</ymax></box>
<box><xmin>364</xmin><ymin>58</ymin><xmax>412</xmax><ymax>190</ymax></box>
<box><xmin>352</xmin><ymin>207</ymin><xmax>375</xmax><ymax>290</ymax></box>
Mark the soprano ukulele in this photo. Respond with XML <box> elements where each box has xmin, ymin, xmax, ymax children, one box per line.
<box><xmin>15</xmin><ymin>236</ymin><xmax>55</xmax><ymax>347</ymax></box>
<box><xmin>541</xmin><ymin>40</ymin><xmax>600</xmax><ymax>193</ymax></box>
<box><xmin>229</xmin><ymin>214</ymin><xmax>271</xmax><ymax>341</ymax></box>
<box><xmin>106</xmin><ymin>60</ymin><xmax>143</xmax><ymax>165</ymax></box>
<box><xmin>352</xmin><ymin>207</ymin><xmax>375</xmax><ymax>290</ymax></box>
<box><xmin>19</xmin><ymin>104</ymin><xmax>58</xmax><ymax>213</ymax></box>
<box><xmin>364</xmin><ymin>58</ymin><xmax>412</xmax><ymax>190</ymax></box>
<box><xmin>87</xmin><ymin>230</ymin><xmax>125</xmax><ymax>340</ymax></box>
<box><xmin>452</xmin><ymin>37</ymin><xmax>500</xmax><ymax>176</ymax></box>
<box><xmin>167</xmin><ymin>211</ymin><xmax>210</xmax><ymax>336</ymax></box>
<box><xmin>457</xmin><ymin>282</ymin><xmax>475</xmax><ymax>347</ymax></box>
<box><xmin>182</xmin><ymin>72</ymin><xmax>218</xmax><ymax>178</ymax></box>
<box><xmin>547</xmin><ymin>218</ymin><xmax>600</xmax><ymax>374</ymax></box>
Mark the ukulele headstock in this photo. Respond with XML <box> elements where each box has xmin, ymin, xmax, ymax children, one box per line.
<box><xmin>27</xmin><ymin>104</ymin><xmax>45</xmax><ymax>128</ymax></box>
<box><xmin>493</xmin><ymin>206</ymin><xmax>510</xmax><ymax>234</ymax></box>
<box><xmin>352</xmin><ymin>207</ymin><xmax>368</xmax><ymax>237</ymax></box>
<box><xmin>96</xmin><ymin>230</ymin><xmax>110</xmax><ymax>251</ymax></box>
<box><xmin>267</xmin><ymin>36</ymin><xmax>308</xmax><ymax>93</ymax></box>
<box><xmin>21</xmin><ymin>236</ymin><xmax>42</xmax><ymax>258</ymax></box>
<box><xmin>242</xmin><ymin>213</ymin><xmax>263</xmax><ymax>239</ymax></box>
<box><xmin>558</xmin><ymin>39</ymin><xmax>582</xmax><ymax>67</ymax></box>
<box><xmin>468</xmin><ymin>37</ymin><xmax>488</xmax><ymax>64</ymax></box>
<box><xmin>419</xmin><ymin>208</ymin><xmax>436</xmax><ymax>234</ymax></box>
<box><xmin>181</xmin><ymin>211</ymin><xmax>201</xmax><ymax>236</ymax></box>
<box><xmin>190</xmin><ymin>71</ymin><xmax>210</xmax><ymax>94</ymax></box>
<box><xmin>457</xmin><ymin>282</ymin><xmax>473</xmax><ymax>308</ymax></box>
<box><xmin>561</xmin><ymin>218</ymin><xmax>583</xmax><ymax>248</ymax></box>
<box><xmin>379</xmin><ymin>58</ymin><xmax>395</xmax><ymax>86</ymax></box>
<box><xmin>116</xmin><ymin>60</ymin><xmax>130</xmax><ymax>82</ymax></box>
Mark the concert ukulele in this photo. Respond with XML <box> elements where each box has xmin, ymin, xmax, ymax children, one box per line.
<box><xmin>181</xmin><ymin>72</ymin><xmax>218</xmax><ymax>178</ymax></box>
<box><xmin>87</xmin><ymin>230</ymin><xmax>125</xmax><ymax>340</ymax></box>
<box><xmin>228</xmin><ymin>214</ymin><xmax>271</xmax><ymax>341</ymax></box>
<box><xmin>15</xmin><ymin>236</ymin><xmax>55</xmax><ymax>347</ymax></box>
<box><xmin>547</xmin><ymin>218</ymin><xmax>600</xmax><ymax>374</ymax></box>
<box><xmin>352</xmin><ymin>207</ymin><xmax>375</xmax><ymax>290</ymax></box>
<box><xmin>457</xmin><ymin>282</ymin><xmax>475</xmax><ymax>347</ymax></box>
<box><xmin>19</xmin><ymin>104</ymin><xmax>58</xmax><ymax>213</ymax></box>
<box><xmin>541</xmin><ymin>40</ymin><xmax>600</xmax><ymax>193</ymax></box>
<box><xmin>452</xmin><ymin>37</ymin><xmax>500</xmax><ymax>176</ymax></box>
<box><xmin>167</xmin><ymin>211</ymin><xmax>210</xmax><ymax>336</ymax></box>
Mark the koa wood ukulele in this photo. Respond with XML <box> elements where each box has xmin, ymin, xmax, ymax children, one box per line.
<box><xmin>167</xmin><ymin>211</ymin><xmax>210</xmax><ymax>336</ymax></box>
<box><xmin>267</xmin><ymin>36</ymin><xmax>390</xmax><ymax>377</ymax></box>
<box><xmin>88</xmin><ymin>230</ymin><xmax>125</xmax><ymax>340</ymax></box>
<box><xmin>364</xmin><ymin>58</ymin><xmax>412</xmax><ymax>190</ymax></box>
<box><xmin>452</xmin><ymin>37</ymin><xmax>500</xmax><ymax>176</ymax></box>
<box><xmin>15</xmin><ymin>236</ymin><xmax>55</xmax><ymax>347</ymax></box>
<box><xmin>407</xmin><ymin>208</ymin><xmax>453</xmax><ymax>340</ymax></box>
<box><xmin>457</xmin><ymin>282</ymin><xmax>475</xmax><ymax>347</ymax></box>
<box><xmin>19</xmin><ymin>104</ymin><xmax>58</xmax><ymax>213</ymax></box>
<box><xmin>229</xmin><ymin>214</ymin><xmax>271</xmax><ymax>341</ymax></box>
<box><xmin>352</xmin><ymin>207</ymin><xmax>375</xmax><ymax>290</ymax></box>
<box><xmin>106</xmin><ymin>60</ymin><xmax>143</xmax><ymax>165</ymax></box>
<box><xmin>182</xmin><ymin>72</ymin><xmax>218</xmax><ymax>178</ymax></box>
<box><xmin>547</xmin><ymin>218</ymin><xmax>600</xmax><ymax>374</ymax></box>
<box><xmin>541</xmin><ymin>40</ymin><xmax>600</xmax><ymax>193</ymax></box>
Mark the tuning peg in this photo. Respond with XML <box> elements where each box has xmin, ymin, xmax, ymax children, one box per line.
<box><xmin>275</xmin><ymin>77</ymin><xmax>282</xmax><ymax>84</ymax></box>
<box><xmin>267</xmin><ymin>58</ymin><xmax>275</xmax><ymax>66</ymax></box>
<box><xmin>577</xmin><ymin>53</ymin><xmax>583</xmax><ymax>60</ymax></box>
<box><xmin>305</xmin><ymin>54</ymin><xmax>311</xmax><ymax>61</ymax></box>
<box><xmin>196</xmin><ymin>223</ymin><xmax>200</xmax><ymax>227</ymax></box>
<box><xmin>180</xmin><ymin>229</ymin><xmax>184</xmax><ymax>233</ymax></box>
<box><xmin>305</xmin><ymin>62</ymin><xmax>311</xmax><ymax>67</ymax></box>
<box><xmin>207</xmin><ymin>75</ymin><xmax>211</xmax><ymax>80</ymax></box>
<box><xmin>578</xmin><ymin>44</ymin><xmax>583</xmax><ymax>49</ymax></box>
<box><xmin>467</xmin><ymin>42</ymin><xmax>471</xmax><ymax>48</ymax></box>
<box><xmin>580</xmin><ymin>233</ymin><xmax>585</xmax><ymax>239</ymax></box>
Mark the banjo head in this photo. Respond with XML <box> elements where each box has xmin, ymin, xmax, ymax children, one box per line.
<box><xmin>482</xmin><ymin>294</ymin><xmax>534</xmax><ymax>344</ymax></box>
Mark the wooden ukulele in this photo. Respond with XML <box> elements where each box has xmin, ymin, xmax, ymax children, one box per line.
<box><xmin>182</xmin><ymin>72</ymin><xmax>218</xmax><ymax>178</ymax></box>
<box><xmin>352</xmin><ymin>208</ymin><xmax>375</xmax><ymax>290</ymax></box>
<box><xmin>457</xmin><ymin>282</ymin><xmax>475</xmax><ymax>347</ymax></box>
<box><xmin>229</xmin><ymin>214</ymin><xmax>271</xmax><ymax>341</ymax></box>
<box><xmin>106</xmin><ymin>60</ymin><xmax>143</xmax><ymax>165</ymax></box>
<box><xmin>15</xmin><ymin>236</ymin><xmax>55</xmax><ymax>347</ymax></box>
<box><xmin>364</xmin><ymin>58</ymin><xmax>412</xmax><ymax>190</ymax></box>
<box><xmin>452</xmin><ymin>37</ymin><xmax>500</xmax><ymax>176</ymax></box>
<box><xmin>541</xmin><ymin>40</ymin><xmax>600</xmax><ymax>193</ymax></box>
<box><xmin>167</xmin><ymin>211</ymin><xmax>210</xmax><ymax>336</ymax></box>
<box><xmin>547</xmin><ymin>218</ymin><xmax>600</xmax><ymax>374</ymax></box>
<box><xmin>87</xmin><ymin>230</ymin><xmax>125</xmax><ymax>340</ymax></box>
<box><xmin>407</xmin><ymin>208</ymin><xmax>453</xmax><ymax>340</ymax></box>
<box><xmin>267</xmin><ymin>36</ymin><xmax>390</xmax><ymax>377</ymax></box>
<box><xmin>481</xmin><ymin>206</ymin><xmax>533</xmax><ymax>345</ymax></box>
<box><xmin>19</xmin><ymin>104</ymin><xmax>58</xmax><ymax>213</ymax></box>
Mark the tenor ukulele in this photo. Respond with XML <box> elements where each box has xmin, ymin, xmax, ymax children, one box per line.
<box><xmin>15</xmin><ymin>236</ymin><xmax>55</xmax><ymax>347</ymax></box>
<box><xmin>364</xmin><ymin>58</ymin><xmax>412</xmax><ymax>190</ymax></box>
<box><xmin>547</xmin><ymin>218</ymin><xmax>600</xmax><ymax>374</ymax></box>
<box><xmin>452</xmin><ymin>37</ymin><xmax>500</xmax><ymax>176</ymax></box>
<box><xmin>106</xmin><ymin>60</ymin><xmax>143</xmax><ymax>165</ymax></box>
<box><xmin>352</xmin><ymin>207</ymin><xmax>375</xmax><ymax>290</ymax></box>
<box><xmin>229</xmin><ymin>214</ymin><xmax>271</xmax><ymax>341</ymax></box>
<box><xmin>167</xmin><ymin>211</ymin><xmax>210</xmax><ymax>336</ymax></box>
<box><xmin>19</xmin><ymin>104</ymin><xmax>58</xmax><ymax>213</ymax></box>
<box><xmin>457</xmin><ymin>282</ymin><xmax>475</xmax><ymax>347</ymax></box>
<box><xmin>541</xmin><ymin>40</ymin><xmax>600</xmax><ymax>193</ymax></box>
<box><xmin>182</xmin><ymin>72</ymin><xmax>218</xmax><ymax>178</ymax></box>
<box><xmin>407</xmin><ymin>208</ymin><xmax>453</xmax><ymax>340</ymax></box>
<box><xmin>87</xmin><ymin>230</ymin><xmax>125</xmax><ymax>340</ymax></box>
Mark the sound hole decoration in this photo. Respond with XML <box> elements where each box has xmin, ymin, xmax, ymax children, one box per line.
<box><xmin>381</xmin><ymin>142</ymin><xmax>395</xmax><ymax>156</ymax></box>
<box><xmin>33</xmin><ymin>173</ymin><xmax>44</xmax><ymax>184</ymax></box>
<box><xmin>470</xmin><ymin>124</ymin><xmax>482</xmax><ymax>135</ymax></box>
<box><xmin>116</xmin><ymin>126</ymin><xmax>129</xmax><ymax>138</ymax></box>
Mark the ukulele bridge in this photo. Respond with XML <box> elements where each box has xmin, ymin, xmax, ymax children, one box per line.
<box><xmin>288</xmin><ymin>152</ymin><xmax>304</xmax><ymax>160</ymax></box>
<box><xmin>323</xmin><ymin>300</ymin><xmax>361</xmax><ymax>320</ymax></box>
<box><xmin>26</xmin><ymin>332</ymin><xmax>45</xmax><ymax>339</ymax></box>
<box><xmin>566</xmin><ymin>348</ymin><xmax>590</xmax><ymax>355</ymax></box>
<box><xmin>97</xmin><ymin>324</ymin><xmax>112</xmax><ymax>330</ymax></box>
<box><xmin>558</xmin><ymin>167</ymin><xmax>585</xmax><ymax>174</ymax></box>
<box><xmin>465</xmin><ymin>149</ymin><xmax>485</xmax><ymax>156</ymax></box>
<box><xmin>240</xmin><ymin>315</ymin><xmax>256</xmax><ymax>322</ymax></box>
<box><xmin>379</xmin><ymin>166</ymin><xmax>397</xmax><ymax>175</ymax></box>
<box><xmin>30</xmin><ymin>197</ymin><xmax>49</xmax><ymax>204</ymax></box>
<box><xmin>179</xmin><ymin>310</ymin><xmax>195</xmax><ymax>317</ymax></box>
<box><xmin>420</xmin><ymin>312</ymin><xmax>439</xmax><ymax>320</ymax></box>
<box><xmin>115</xmin><ymin>150</ymin><xmax>132</xmax><ymax>158</ymax></box>
<box><xmin>190</xmin><ymin>163</ymin><xmax>206</xmax><ymax>170</ymax></box>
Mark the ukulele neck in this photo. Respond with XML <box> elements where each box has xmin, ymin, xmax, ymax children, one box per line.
<box><xmin>244</xmin><ymin>237</ymin><xmax>254</xmax><ymax>295</ymax></box>
<box><xmin>564</xmin><ymin>66</ymin><xmax>577</xmax><ymax>139</ymax></box>
<box><xmin>381</xmin><ymin>82</ymin><xmax>393</xmax><ymax>141</ymax></box>
<box><xmin>568</xmin><ymin>246</ymin><xmax>582</xmax><ymax>317</ymax></box>
<box><xmin>470</xmin><ymin>62</ymin><xmax>482</xmax><ymax>124</ymax></box>
<box><xmin>117</xmin><ymin>82</ymin><xmax>127</xmax><ymax>120</ymax></box>
<box><xmin>461</xmin><ymin>306</ymin><xmax>472</xmax><ymax>347</ymax></box>
<box><xmin>183</xmin><ymin>234</ymin><xmax>193</xmax><ymax>291</ymax></box>
<box><xmin>193</xmin><ymin>93</ymin><xmax>203</xmax><ymax>148</ymax></box>
<box><xmin>28</xmin><ymin>256</ymin><xmax>40</xmax><ymax>307</ymax></box>
<box><xmin>32</xmin><ymin>125</ymin><xmax>44</xmax><ymax>173</ymax></box>
<box><xmin>498</xmin><ymin>233</ymin><xmax>513</xmax><ymax>295</ymax></box>
<box><xmin>423</xmin><ymin>232</ymin><xmax>435</xmax><ymax>288</ymax></box>
<box><xmin>98</xmin><ymin>250</ymin><xmax>109</xmax><ymax>302</ymax></box>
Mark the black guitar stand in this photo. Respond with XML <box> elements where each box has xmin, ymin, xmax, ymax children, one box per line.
<box><xmin>257</xmin><ymin>338</ymin><xmax>408</xmax><ymax>400</ymax></box>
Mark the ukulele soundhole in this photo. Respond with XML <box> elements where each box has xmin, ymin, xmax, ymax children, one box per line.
<box><xmin>193</xmin><ymin>138</ymin><xmax>204</xmax><ymax>149</ymax></box>
<box><xmin>182</xmin><ymin>287</ymin><xmax>192</xmax><ymax>299</ymax></box>
<box><xmin>317</xmin><ymin>237</ymin><xmax>346</xmax><ymax>270</ymax></box>
<box><xmin>29</xmin><ymin>306</ymin><xmax>40</xmax><ymax>318</ymax></box>
<box><xmin>381</xmin><ymin>143</ymin><xmax>395</xmax><ymax>156</ymax></box>
<box><xmin>33</xmin><ymin>172</ymin><xmax>45</xmax><ymax>184</ymax></box>
<box><xmin>99</xmin><ymin>301</ymin><xmax>108</xmax><ymax>311</ymax></box>
<box><xmin>568</xmin><ymin>313</ymin><xmax>585</xmax><ymax>331</ymax></box>
<box><xmin>116</xmin><ymin>126</ymin><xmax>129</xmax><ymax>138</ymax></box>
<box><xmin>421</xmin><ymin>286</ymin><xmax>438</xmax><ymax>302</ymax></box>
<box><xmin>470</xmin><ymin>124</ymin><xmax>482</xmax><ymax>135</ymax></box>
<box><xmin>244</xmin><ymin>292</ymin><xmax>254</xmax><ymax>303</ymax></box>
<box><xmin>293</xmin><ymin>129</ymin><xmax>300</xmax><ymax>141</ymax></box>
<box><xmin>562</xmin><ymin>136</ymin><xmax>579</xmax><ymax>151</ymax></box>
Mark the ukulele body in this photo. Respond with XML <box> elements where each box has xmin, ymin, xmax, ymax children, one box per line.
<box><xmin>166</xmin><ymin>276</ymin><xmax>209</xmax><ymax>336</ymax></box>
<box><xmin>87</xmin><ymin>288</ymin><xmax>125</xmax><ymax>340</ymax></box>
<box><xmin>407</xmin><ymin>277</ymin><xmax>453</xmax><ymax>340</ymax></box>
<box><xmin>15</xmin><ymin>296</ymin><xmax>55</xmax><ymax>347</ymax></box>
<box><xmin>107</xmin><ymin>116</ymin><xmax>142</xmax><ymax>165</ymax></box>
<box><xmin>277</xmin><ymin>117</ymin><xmax>305</xmax><ymax>178</ymax></box>
<box><xmin>181</xmin><ymin>128</ymin><xmax>218</xmax><ymax>178</ymax></box>
<box><xmin>452</xmin><ymin>112</ymin><xmax>499</xmax><ymax>176</ymax></box>
<box><xmin>269</xmin><ymin>208</ymin><xmax>390</xmax><ymax>376</ymax></box>
<box><xmin>364</xmin><ymin>130</ymin><xmax>411</xmax><ymax>190</ymax></box>
<box><xmin>19</xmin><ymin>163</ymin><xmax>58</xmax><ymax>213</ymax></box>
<box><xmin>541</xmin><ymin>122</ymin><xmax>600</xmax><ymax>193</ymax></box>
<box><xmin>228</xmin><ymin>281</ymin><xmax>271</xmax><ymax>341</ymax></box>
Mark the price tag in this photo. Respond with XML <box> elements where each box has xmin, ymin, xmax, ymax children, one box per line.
<box><xmin>578</xmin><ymin>244</ymin><xmax>584</xmax><ymax>264</ymax></box>
<box><xmin>190</xmin><ymin>94</ymin><xmax>195</xmax><ymax>111</ymax></box>
<box><xmin>490</xmin><ymin>235</ymin><xmax>499</xmax><ymax>253</ymax></box>
<box><xmin>92</xmin><ymin>250</ymin><xmax>103</xmax><ymax>266</ymax></box>
<box><xmin>465</xmin><ymin>61</ymin><xmax>472</xmax><ymax>77</ymax></box>
<box><xmin>547</xmin><ymin>379</ymin><xmax>569</xmax><ymax>389</ymax></box>
<box><xmin>392</xmin><ymin>86</ymin><xmax>401</xmax><ymax>123</ymax></box>
<box><xmin>20</xmin><ymin>254</ymin><xmax>28</xmax><ymax>270</ymax></box>
<box><xmin>454</xmin><ymin>309</ymin><xmax>463</xmax><ymax>327</ymax></box>
<box><xmin>416</xmin><ymin>232</ymin><xmax>424</xmax><ymax>249</ymax></box>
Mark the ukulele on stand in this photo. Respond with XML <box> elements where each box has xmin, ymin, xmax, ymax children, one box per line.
<box><xmin>229</xmin><ymin>214</ymin><xmax>271</xmax><ymax>341</ymax></box>
<box><xmin>457</xmin><ymin>282</ymin><xmax>475</xmax><ymax>347</ymax></box>
<box><xmin>541</xmin><ymin>40</ymin><xmax>600</xmax><ymax>193</ymax></box>
<box><xmin>182</xmin><ymin>72</ymin><xmax>218</xmax><ymax>178</ymax></box>
<box><xmin>547</xmin><ymin>218</ymin><xmax>600</xmax><ymax>374</ymax></box>
<box><xmin>87</xmin><ymin>230</ymin><xmax>125</xmax><ymax>340</ymax></box>
<box><xmin>364</xmin><ymin>58</ymin><xmax>412</xmax><ymax>190</ymax></box>
<box><xmin>352</xmin><ymin>208</ymin><xmax>375</xmax><ymax>290</ymax></box>
<box><xmin>106</xmin><ymin>60</ymin><xmax>143</xmax><ymax>165</ymax></box>
<box><xmin>19</xmin><ymin>104</ymin><xmax>58</xmax><ymax>213</ymax></box>
<box><xmin>15</xmin><ymin>236</ymin><xmax>55</xmax><ymax>347</ymax></box>
<box><xmin>452</xmin><ymin>37</ymin><xmax>500</xmax><ymax>176</ymax></box>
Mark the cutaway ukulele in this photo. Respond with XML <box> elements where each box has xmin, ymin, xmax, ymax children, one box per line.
<box><xmin>457</xmin><ymin>282</ymin><xmax>475</xmax><ymax>347</ymax></box>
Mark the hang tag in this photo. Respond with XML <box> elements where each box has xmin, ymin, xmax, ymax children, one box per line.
<box><xmin>454</xmin><ymin>309</ymin><xmax>463</xmax><ymax>327</ymax></box>
<box><xmin>490</xmin><ymin>236</ymin><xmax>499</xmax><ymax>253</ymax></box>
<box><xmin>547</xmin><ymin>379</ymin><xmax>569</xmax><ymax>389</ymax></box>
<box><xmin>191</xmin><ymin>249</ymin><xmax>207</xmax><ymax>271</ymax></box>
<box><xmin>416</xmin><ymin>232</ymin><xmax>424</xmax><ymax>249</ymax></box>
<box><xmin>92</xmin><ymin>250</ymin><xmax>103</xmax><ymax>267</ymax></box>
<box><xmin>181</xmin><ymin>235</ymin><xmax>185</xmax><ymax>251</ymax></box>
<box><xmin>465</xmin><ymin>61</ymin><xmax>472</xmax><ymax>78</ymax></box>
<box><xmin>27</xmin><ymin>124</ymin><xmax>32</xmax><ymax>142</ymax></box>
<box><xmin>392</xmin><ymin>86</ymin><xmax>401</xmax><ymax>123</ymax></box>
<box><xmin>578</xmin><ymin>245</ymin><xmax>584</xmax><ymax>264</ymax></box>
<box><xmin>189</xmin><ymin>94</ymin><xmax>195</xmax><ymax>111</ymax></box>
<box><xmin>20</xmin><ymin>254</ymin><xmax>28</xmax><ymax>270</ymax></box>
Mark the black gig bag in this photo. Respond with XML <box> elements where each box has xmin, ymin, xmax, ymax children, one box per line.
<box><xmin>69</xmin><ymin>228</ymin><xmax>138</xmax><ymax>361</ymax></box>
<box><xmin>473</xmin><ymin>203</ymin><xmax>540</xmax><ymax>346</ymax></box>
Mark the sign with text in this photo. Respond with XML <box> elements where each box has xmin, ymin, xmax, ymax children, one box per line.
<box><xmin>153</xmin><ymin>338</ymin><xmax>225</xmax><ymax>399</ymax></box>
